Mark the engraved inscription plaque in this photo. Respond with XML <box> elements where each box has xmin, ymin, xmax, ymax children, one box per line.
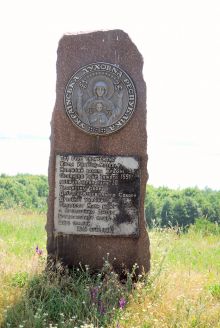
<box><xmin>54</xmin><ymin>155</ymin><xmax>140</xmax><ymax>236</ymax></box>
<box><xmin>64</xmin><ymin>62</ymin><xmax>136</xmax><ymax>135</ymax></box>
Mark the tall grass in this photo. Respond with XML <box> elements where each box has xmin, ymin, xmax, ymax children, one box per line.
<box><xmin>1</xmin><ymin>210</ymin><xmax>220</xmax><ymax>327</ymax></box>
<box><xmin>0</xmin><ymin>210</ymin><xmax>135</xmax><ymax>327</ymax></box>
<box><xmin>116</xmin><ymin>228</ymin><xmax>220</xmax><ymax>327</ymax></box>
<box><xmin>2</xmin><ymin>260</ymin><xmax>135</xmax><ymax>327</ymax></box>
<box><xmin>0</xmin><ymin>210</ymin><xmax>46</xmax><ymax>325</ymax></box>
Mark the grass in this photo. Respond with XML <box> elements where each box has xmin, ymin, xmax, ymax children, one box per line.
<box><xmin>0</xmin><ymin>209</ymin><xmax>46</xmax><ymax>324</ymax></box>
<box><xmin>1</xmin><ymin>210</ymin><xmax>220</xmax><ymax>327</ymax></box>
<box><xmin>116</xmin><ymin>229</ymin><xmax>220</xmax><ymax>328</ymax></box>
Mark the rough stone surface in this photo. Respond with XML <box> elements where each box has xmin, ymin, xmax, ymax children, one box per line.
<box><xmin>46</xmin><ymin>29</ymin><xmax>150</xmax><ymax>273</ymax></box>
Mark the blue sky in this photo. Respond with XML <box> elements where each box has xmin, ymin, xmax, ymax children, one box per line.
<box><xmin>0</xmin><ymin>0</ymin><xmax>220</xmax><ymax>190</ymax></box>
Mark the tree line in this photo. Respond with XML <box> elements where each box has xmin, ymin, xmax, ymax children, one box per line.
<box><xmin>0</xmin><ymin>174</ymin><xmax>48</xmax><ymax>211</ymax></box>
<box><xmin>0</xmin><ymin>175</ymin><xmax>220</xmax><ymax>228</ymax></box>
<box><xmin>145</xmin><ymin>185</ymin><xmax>220</xmax><ymax>228</ymax></box>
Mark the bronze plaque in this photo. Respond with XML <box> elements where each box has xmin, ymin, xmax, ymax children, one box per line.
<box><xmin>64</xmin><ymin>62</ymin><xmax>137</xmax><ymax>135</ymax></box>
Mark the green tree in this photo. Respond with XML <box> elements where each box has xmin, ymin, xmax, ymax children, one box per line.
<box><xmin>161</xmin><ymin>198</ymin><xmax>174</xmax><ymax>227</ymax></box>
<box><xmin>173</xmin><ymin>197</ymin><xmax>200</xmax><ymax>227</ymax></box>
<box><xmin>0</xmin><ymin>174</ymin><xmax>48</xmax><ymax>211</ymax></box>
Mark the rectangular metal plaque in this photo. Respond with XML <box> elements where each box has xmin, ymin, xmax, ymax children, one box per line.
<box><xmin>54</xmin><ymin>154</ymin><xmax>140</xmax><ymax>236</ymax></box>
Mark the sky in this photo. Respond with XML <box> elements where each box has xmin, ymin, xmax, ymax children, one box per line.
<box><xmin>0</xmin><ymin>0</ymin><xmax>220</xmax><ymax>190</ymax></box>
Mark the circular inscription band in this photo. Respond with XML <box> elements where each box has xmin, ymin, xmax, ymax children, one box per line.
<box><xmin>64</xmin><ymin>62</ymin><xmax>137</xmax><ymax>135</ymax></box>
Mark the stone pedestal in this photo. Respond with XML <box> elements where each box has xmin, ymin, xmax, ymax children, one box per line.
<box><xmin>46</xmin><ymin>30</ymin><xmax>150</xmax><ymax>274</ymax></box>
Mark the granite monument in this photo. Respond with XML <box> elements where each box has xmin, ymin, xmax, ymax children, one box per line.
<box><xmin>46</xmin><ymin>29</ymin><xmax>150</xmax><ymax>274</ymax></box>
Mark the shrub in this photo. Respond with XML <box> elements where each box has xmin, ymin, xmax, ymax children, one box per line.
<box><xmin>189</xmin><ymin>217</ymin><xmax>220</xmax><ymax>236</ymax></box>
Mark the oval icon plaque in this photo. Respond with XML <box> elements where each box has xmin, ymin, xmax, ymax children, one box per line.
<box><xmin>64</xmin><ymin>62</ymin><xmax>137</xmax><ymax>135</ymax></box>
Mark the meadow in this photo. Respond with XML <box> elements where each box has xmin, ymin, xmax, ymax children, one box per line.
<box><xmin>1</xmin><ymin>209</ymin><xmax>220</xmax><ymax>327</ymax></box>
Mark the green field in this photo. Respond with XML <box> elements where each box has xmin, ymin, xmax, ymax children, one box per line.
<box><xmin>1</xmin><ymin>210</ymin><xmax>220</xmax><ymax>327</ymax></box>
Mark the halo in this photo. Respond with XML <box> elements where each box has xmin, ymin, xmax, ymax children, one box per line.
<box><xmin>87</xmin><ymin>75</ymin><xmax>114</xmax><ymax>99</ymax></box>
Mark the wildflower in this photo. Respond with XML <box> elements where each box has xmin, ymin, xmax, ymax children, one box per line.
<box><xmin>90</xmin><ymin>286</ymin><xmax>99</xmax><ymax>302</ymax></box>
<box><xmin>119</xmin><ymin>297</ymin><xmax>126</xmax><ymax>310</ymax></box>
<box><xmin>35</xmin><ymin>245</ymin><xmax>43</xmax><ymax>255</ymax></box>
<box><xmin>98</xmin><ymin>300</ymin><xmax>106</xmax><ymax>315</ymax></box>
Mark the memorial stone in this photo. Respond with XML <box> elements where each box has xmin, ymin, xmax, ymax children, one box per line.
<box><xmin>47</xmin><ymin>29</ymin><xmax>150</xmax><ymax>273</ymax></box>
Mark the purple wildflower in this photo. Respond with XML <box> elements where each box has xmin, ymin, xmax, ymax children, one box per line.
<box><xmin>98</xmin><ymin>300</ymin><xmax>106</xmax><ymax>315</ymax></box>
<box><xmin>90</xmin><ymin>286</ymin><xmax>99</xmax><ymax>303</ymax></box>
<box><xmin>119</xmin><ymin>297</ymin><xmax>126</xmax><ymax>310</ymax></box>
<box><xmin>35</xmin><ymin>245</ymin><xmax>43</xmax><ymax>256</ymax></box>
